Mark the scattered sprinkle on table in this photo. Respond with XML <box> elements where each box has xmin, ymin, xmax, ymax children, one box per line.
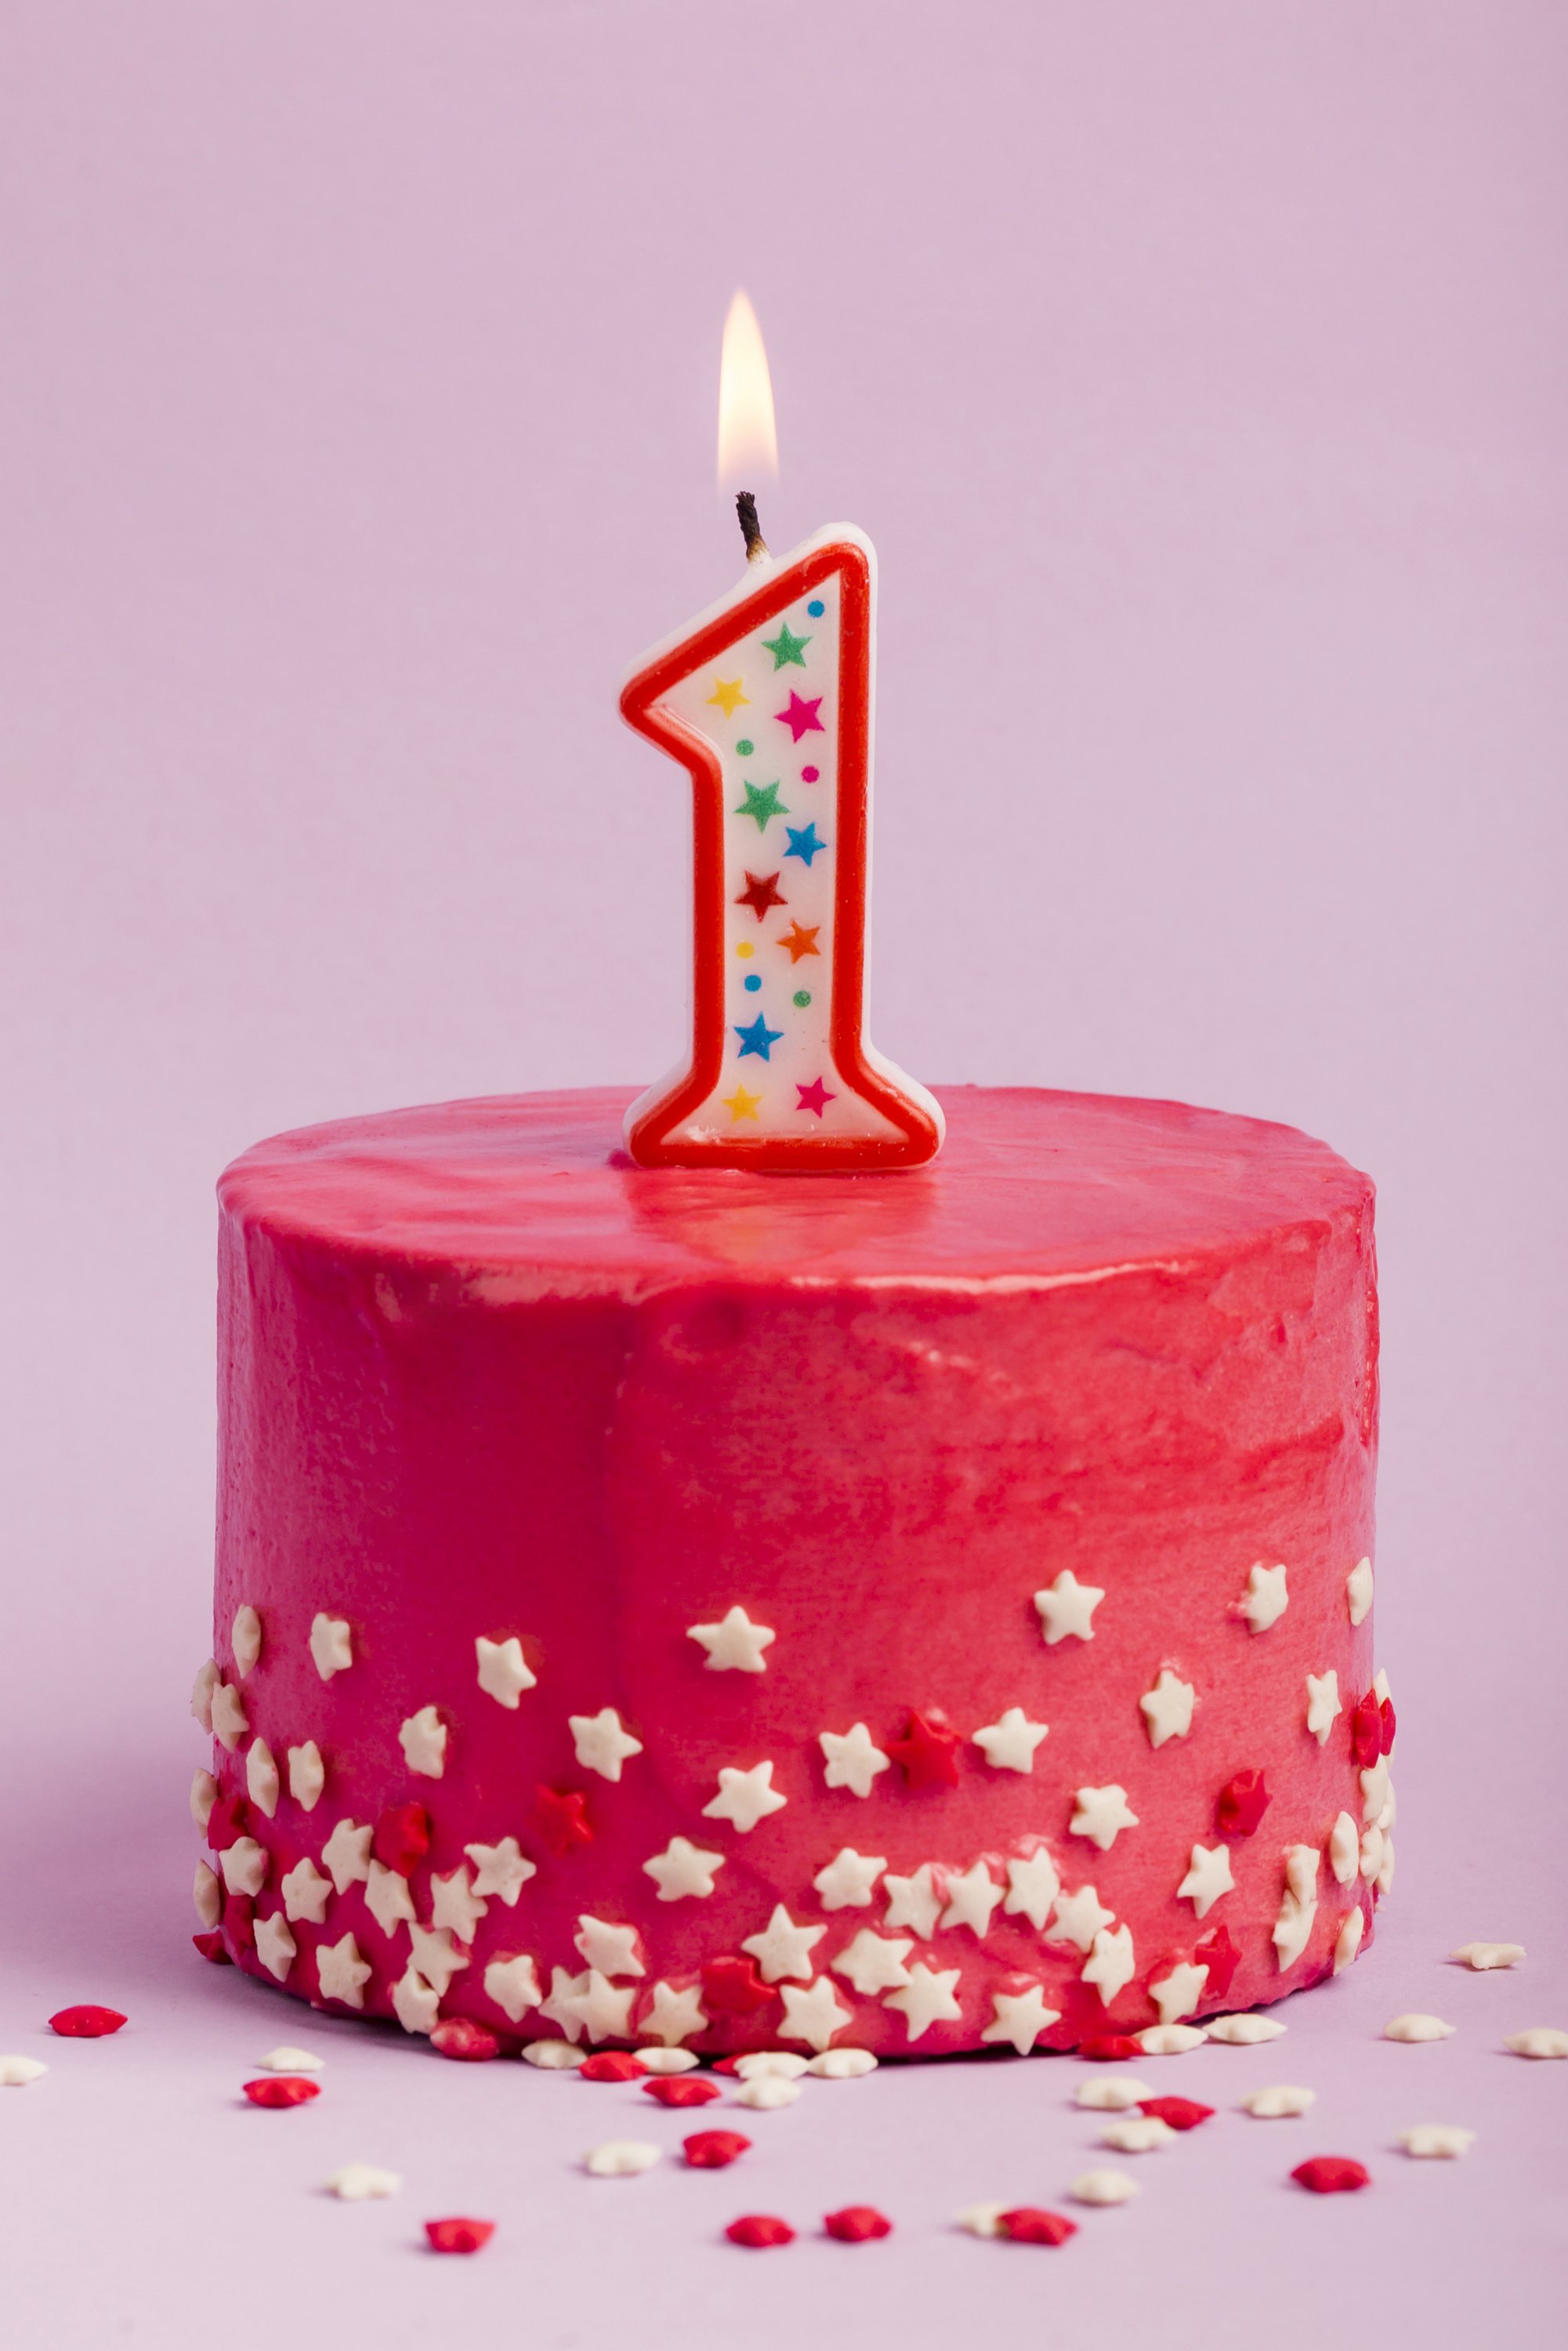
<box><xmin>1079</xmin><ymin>2035</ymin><xmax>1143</xmax><ymax>2062</ymax></box>
<box><xmin>0</xmin><ymin>2057</ymin><xmax>49</xmax><ymax>2087</ymax></box>
<box><xmin>580</xmin><ymin>2051</ymin><xmax>646</xmax><ymax>2082</ymax></box>
<box><xmin>1137</xmin><ymin>2096</ymin><xmax>1214</xmax><ymax>2131</ymax></box>
<box><xmin>48</xmin><ymin>2006</ymin><xmax>127</xmax><ymax>2038</ymax></box>
<box><xmin>244</xmin><ymin>2076</ymin><xmax>320</xmax><ymax>2108</ymax></box>
<box><xmin>643</xmin><ymin>2075</ymin><xmax>720</xmax><ymax>2107</ymax></box>
<box><xmin>957</xmin><ymin>2203</ymin><xmax>1008</xmax><ymax>2237</ymax></box>
<box><xmin>326</xmin><ymin>2164</ymin><xmax>401</xmax><ymax>2201</ymax></box>
<box><xmin>1504</xmin><ymin>2028</ymin><xmax>1568</xmax><ymax>2059</ymax></box>
<box><xmin>996</xmin><ymin>2208</ymin><xmax>1077</xmax><ymax>2246</ymax></box>
<box><xmin>1076</xmin><ymin>2076</ymin><xmax>1155</xmax><ymax>2110</ymax></box>
<box><xmin>1241</xmin><ymin>2085</ymin><xmax>1316</xmax><ymax>2118</ymax></box>
<box><xmin>1400</xmin><ymin>2125</ymin><xmax>1476</xmax><ymax>2157</ymax></box>
<box><xmin>639</xmin><ymin>2047</ymin><xmax>701</xmax><ymax>2074</ymax></box>
<box><xmin>808</xmin><ymin>2049</ymin><xmax>878</xmax><ymax>2077</ymax></box>
<box><xmin>1291</xmin><ymin>2156</ymin><xmax>1371</xmax><ymax>2193</ymax></box>
<box><xmin>726</xmin><ymin>2215</ymin><xmax>795</xmax><ymax>2248</ymax></box>
<box><xmin>257</xmin><ymin>2046</ymin><xmax>324</xmax><ymax>2073</ymax></box>
<box><xmin>425</xmin><ymin>2217</ymin><xmax>495</xmax><ymax>2254</ymax></box>
<box><xmin>1098</xmin><ymin>2114</ymin><xmax>1176</xmax><ymax>2153</ymax></box>
<box><xmin>733</xmin><ymin>2052</ymin><xmax>810</xmax><ymax>2081</ymax></box>
<box><xmin>1450</xmin><ymin>1943</ymin><xmax>1524</xmax><ymax>1971</ymax></box>
<box><xmin>1070</xmin><ymin>2169</ymin><xmax>1139</xmax><ymax>2206</ymax></box>
<box><xmin>432</xmin><ymin>2018</ymin><xmax>502</xmax><ymax>2062</ymax></box>
<box><xmin>824</xmin><ymin>2206</ymin><xmax>893</xmax><ymax>2241</ymax></box>
<box><xmin>1384</xmin><ymin>2015</ymin><xmax>1456</xmax><ymax>2043</ymax></box>
<box><xmin>733</xmin><ymin>2075</ymin><xmax>801</xmax><ymax>2110</ymax></box>
<box><xmin>585</xmin><ymin>2140</ymin><xmax>661</xmax><ymax>2176</ymax></box>
<box><xmin>523</xmin><ymin>2040</ymin><xmax>587</xmax><ymax>2070</ymax></box>
<box><xmin>1135</xmin><ymin>2025</ymin><xmax>1207</xmax><ymax>2055</ymax></box>
<box><xmin>683</xmin><ymin>2130</ymin><xmax>751</xmax><ymax>2168</ymax></box>
<box><xmin>1205</xmin><ymin>2015</ymin><xmax>1287</xmax><ymax>2045</ymax></box>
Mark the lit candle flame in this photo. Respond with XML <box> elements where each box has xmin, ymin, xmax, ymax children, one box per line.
<box><xmin>716</xmin><ymin>290</ymin><xmax>778</xmax><ymax>491</ymax></box>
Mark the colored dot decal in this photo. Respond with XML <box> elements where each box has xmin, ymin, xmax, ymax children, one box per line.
<box><xmin>744</xmin><ymin>973</ymin><xmax>762</xmax><ymax>993</ymax></box>
<box><xmin>793</xmin><ymin>991</ymin><xmax>812</xmax><ymax>1008</ymax></box>
<box><xmin>736</xmin><ymin>941</ymin><xmax>755</xmax><ymax>959</ymax></box>
<box><xmin>736</xmin><ymin>738</ymin><xmax>753</xmax><ymax>756</ymax></box>
<box><xmin>801</xmin><ymin>765</ymin><xmax>820</xmax><ymax>782</ymax></box>
<box><xmin>806</xmin><ymin>600</ymin><xmax>825</xmax><ymax>618</ymax></box>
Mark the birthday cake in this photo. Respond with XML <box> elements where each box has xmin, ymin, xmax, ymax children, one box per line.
<box><xmin>191</xmin><ymin>1082</ymin><xmax>1389</xmax><ymax>2057</ymax></box>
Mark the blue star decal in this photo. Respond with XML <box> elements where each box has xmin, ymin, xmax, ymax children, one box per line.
<box><xmin>733</xmin><ymin>1012</ymin><xmax>784</xmax><ymax>1061</ymax></box>
<box><xmin>784</xmin><ymin>821</ymin><xmax>827</xmax><ymax>867</ymax></box>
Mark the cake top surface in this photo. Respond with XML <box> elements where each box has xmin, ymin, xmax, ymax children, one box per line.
<box><xmin>220</xmin><ymin>1087</ymin><xmax>1371</xmax><ymax>1291</ymax></box>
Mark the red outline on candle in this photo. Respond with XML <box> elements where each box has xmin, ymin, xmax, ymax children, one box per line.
<box><xmin>620</xmin><ymin>537</ymin><xmax>941</xmax><ymax>1172</ymax></box>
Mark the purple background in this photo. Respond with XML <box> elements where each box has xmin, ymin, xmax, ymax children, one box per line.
<box><xmin>1</xmin><ymin>4</ymin><xmax>1563</xmax><ymax>2342</ymax></box>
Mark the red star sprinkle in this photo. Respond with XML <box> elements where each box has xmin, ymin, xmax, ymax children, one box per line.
<box><xmin>701</xmin><ymin>1955</ymin><xmax>775</xmax><ymax>2014</ymax></box>
<box><xmin>223</xmin><ymin>1896</ymin><xmax>255</xmax><ymax>1954</ymax></box>
<box><xmin>1193</xmin><ymin>1922</ymin><xmax>1241</xmax><ymax>2002</ymax></box>
<box><xmin>795</xmin><ymin>1078</ymin><xmax>836</xmax><ymax>1118</ymax></box>
<box><xmin>580</xmin><ymin>2051</ymin><xmax>646</xmax><ymax>2081</ymax></box>
<box><xmin>1378</xmin><ymin>1696</ymin><xmax>1396</xmax><ymax>1754</ymax></box>
<box><xmin>735</xmin><ymin>870</ymin><xmax>788</xmax><ymax>921</ymax></box>
<box><xmin>205</xmin><ymin>1794</ymin><xmax>248</xmax><ymax>1853</ymax></box>
<box><xmin>824</xmin><ymin>2206</ymin><xmax>893</xmax><ymax>2242</ymax></box>
<box><xmin>373</xmin><ymin>1803</ymin><xmax>431</xmax><ymax>1876</ymax></box>
<box><xmin>1349</xmin><ymin>1694</ymin><xmax>1383</xmax><ymax>1770</ymax></box>
<box><xmin>1137</xmin><ymin>2096</ymin><xmax>1214</xmax><ymax>2131</ymax></box>
<box><xmin>998</xmin><ymin>2208</ymin><xmax>1077</xmax><ymax>2246</ymax></box>
<box><xmin>1215</xmin><ymin>1769</ymin><xmax>1271</xmax><ymax>1838</ymax></box>
<box><xmin>776</xmin><ymin>690</ymin><xmax>825</xmax><ymax>743</ymax></box>
<box><xmin>425</xmin><ymin>2218</ymin><xmax>495</xmax><ymax>2254</ymax></box>
<box><xmin>683</xmin><ymin>2130</ymin><xmax>751</xmax><ymax>2168</ymax></box>
<box><xmin>243</xmin><ymin>2076</ymin><xmax>320</xmax><ymax>2108</ymax></box>
<box><xmin>431</xmin><ymin>2018</ymin><xmax>501</xmax><ymax>2063</ymax></box>
<box><xmin>1291</xmin><ymin>2156</ymin><xmax>1371</xmax><ymax>2194</ymax></box>
<box><xmin>49</xmin><ymin>2006</ymin><xmax>127</xmax><ymax>2039</ymax></box>
<box><xmin>532</xmin><ymin>1785</ymin><xmax>593</xmax><ymax>1855</ymax></box>
<box><xmin>885</xmin><ymin>1708</ymin><xmax>962</xmax><ymax>1790</ymax></box>
<box><xmin>726</xmin><ymin>2215</ymin><xmax>795</xmax><ymax>2249</ymax></box>
<box><xmin>1079</xmin><ymin>2034</ymin><xmax>1143</xmax><ymax>2061</ymax></box>
<box><xmin>643</xmin><ymin>2075</ymin><xmax>720</xmax><ymax>2107</ymax></box>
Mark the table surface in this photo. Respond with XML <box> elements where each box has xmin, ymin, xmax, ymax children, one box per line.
<box><xmin>2</xmin><ymin>1734</ymin><xmax>1560</xmax><ymax>2351</ymax></box>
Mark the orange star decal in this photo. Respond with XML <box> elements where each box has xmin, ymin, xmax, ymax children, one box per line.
<box><xmin>777</xmin><ymin>921</ymin><xmax>820</xmax><ymax>963</ymax></box>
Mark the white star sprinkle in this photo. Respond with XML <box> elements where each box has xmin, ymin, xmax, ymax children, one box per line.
<box><xmin>702</xmin><ymin>1759</ymin><xmax>787</xmax><ymax>1833</ymax></box>
<box><xmin>465</xmin><ymin>1837</ymin><xmax>536</xmax><ymax>1907</ymax></box>
<box><xmin>409</xmin><ymin>1925</ymin><xmax>469</xmax><ymax>1998</ymax></box>
<box><xmin>210</xmin><ymin>1682</ymin><xmax>248</xmax><ymax>1751</ymax></box>
<box><xmin>1081</xmin><ymin>1924</ymin><xmax>1136</xmax><ymax>2006</ymax></box>
<box><xmin>1505</xmin><ymin>2028</ymin><xmax>1568</xmax><ymax>2059</ymax></box>
<box><xmin>483</xmin><ymin>1952</ymin><xmax>542</xmax><ymax>2023</ymax></box>
<box><xmin>1136</xmin><ymin>2023</ymin><xmax>1208</xmax><ymax>2053</ymax></box>
<box><xmin>574</xmin><ymin>1915</ymin><xmax>645</xmax><ymax>1980</ymax></box>
<box><xmin>1328</xmin><ymin>1811</ymin><xmax>1360</xmax><ymax>1886</ymax></box>
<box><xmin>316</xmin><ymin>1932</ymin><xmax>371</xmax><ymax>2009</ymax></box>
<box><xmin>1240</xmin><ymin>1561</ymin><xmax>1288</xmax><ymax>1631</ymax></box>
<box><xmin>232</xmin><ymin>1605</ymin><xmax>263</xmax><ymax>1677</ymax></box>
<box><xmin>832</xmin><ymin>1929</ymin><xmax>914</xmax><ymax>1995</ymax></box>
<box><xmin>643</xmin><ymin>1837</ymin><xmax>725</xmax><ymax>1902</ymax></box>
<box><xmin>255</xmin><ymin>1912</ymin><xmax>296</xmax><ymax>1983</ymax></box>
<box><xmin>287</xmin><ymin>1741</ymin><xmax>325</xmax><ymax>1810</ymax></box>
<box><xmin>1205</xmin><ymin>2013</ymin><xmax>1287</xmax><ymax>2044</ymax></box>
<box><xmin>882</xmin><ymin>1863</ymin><xmax>943</xmax><ymax>1940</ymax></box>
<box><xmin>280</xmin><ymin>1857</ymin><xmax>331</xmax><ymax>1925</ymax></box>
<box><xmin>256</xmin><ymin>2045</ymin><xmax>323</xmax><ymax>2072</ymax></box>
<box><xmin>1378</xmin><ymin>1831</ymin><xmax>1396</xmax><ymax>1896</ymax></box>
<box><xmin>778</xmin><ymin>1978</ymin><xmax>853</xmax><ymax>2052</ymax></box>
<box><xmin>190</xmin><ymin>1661</ymin><xmax>219</xmax><ymax>1731</ymax></box>
<box><xmin>1149</xmin><ymin>1960</ymin><xmax>1208</xmax><ymax>2025</ymax></box>
<box><xmin>741</xmin><ymin>1905</ymin><xmax>825</xmax><ymax>1984</ymax></box>
<box><xmin>981</xmin><ymin>1983</ymin><xmax>1061</xmax><ymax>2053</ymax></box>
<box><xmin>431</xmin><ymin>1865</ymin><xmax>487</xmax><ymax>1943</ymax></box>
<box><xmin>190</xmin><ymin>1769</ymin><xmax>217</xmax><ymax>1830</ymax></box>
<box><xmin>818</xmin><ymin>1723</ymin><xmax>891</xmax><ymax>1798</ymax></box>
<box><xmin>326</xmin><ymin>2164</ymin><xmax>400</xmax><ymax>2201</ymax></box>
<box><xmin>541</xmin><ymin>1966</ymin><xmax>592</xmax><ymax>2041</ymax></box>
<box><xmin>686</xmin><ymin>1605</ymin><xmax>775</xmax><ymax>1673</ymax></box>
<box><xmin>1400</xmin><ymin>2125</ymin><xmax>1475</xmax><ymax>2158</ymax></box>
<box><xmin>523</xmin><ymin>2039</ymin><xmax>587</xmax><ymax>2069</ymax></box>
<box><xmin>639</xmin><ymin>1980</ymin><xmax>708</xmax><ymax>2046</ymax></box>
<box><xmin>1139</xmin><ymin>1668</ymin><xmax>1196</xmax><ymax>1748</ymax></box>
<box><xmin>1177</xmin><ymin>1842</ymin><xmax>1233</xmax><ymax>1919</ymax></box>
<box><xmin>733</xmin><ymin>2074</ymin><xmax>802</xmax><ymax>2109</ymax></box>
<box><xmin>320</xmin><ymin>1818</ymin><xmax>373</xmax><ymax>1893</ymax></box>
<box><xmin>1075</xmin><ymin>2074</ymin><xmax>1154</xmax><ymax>2110</ymax></box>
<box><xmin>884</xmin><ymin>1962</ymin><xmax>963</xmax><ymax>2042</ymax></box>
<box><xmin>813</xmin><ymin>1848</ymin><xmax>886</xmax><ymax>1910</ymax></box>
<box><xmin>1241</xmin><ymin>2084</ymin><xmax>1315</xmax><ymax>2117</ymax></box>
<box><xmin>1384</xmin><ymin>2013</ymin><xmax>1455</xmax><ymax>2043</ymax></box>
<box><xmin>398</xmin><ymin>1705</ymin><xmax>447</xmax><ymax>1778</ymax></box>
<box><xmin>310</xmin><ymin>1613</ymin><xmax>353</xmax><ymax>1679</ymax></box>
<box><xmin>940</xmin><ymin>1860</ymin><xmax>1004</xmax><ymax>1938</ymax></box>
<box><xmin>1360</xmin><ymin>1822</ymin><xmax>1385</xmax><ymax>1882</ymax></box>
<box><xmin>475</xmin><ymin>1634</ymin><xmax>537</xmax><ymax>1708</ymax></box>
<box><xmin>1333</xmin><ymin>1908</ymin><xmax>1364</xmax><ymax>1972</ymax></box>
<box><xmin>1033</xmin><ymin>1569</ymin><xmax>1104</xmax><ymax>1644</ymax></box>
<box><xmin>1346</xmin><ymin>1556</ymin><xmax>1374</xmax><ymax>1626</ymax></box>
<box><xmin>194</xmin><ymin>1860</ymin><xmax>221</xmax><ymax>1928</ymax></box>
<box><xmin>1070</xmin><ymin>1785</ymin><xmax>1139</xmax><ymax>1851</ymax></box>
<box><xmin>364</xmin><ymin>1862</ymin><xmax>415</xmax><ymax>1940</ymax></box>
<box><xmin>585</xmin><ymin>2140</ymin><xmax>661</xmax><ymax>2176</ymax></box>
<box><xmin>391</xmin><ymin>1968</ymin><xmax>440</xmax><ymax>2036</ymax></box>
<box><xmin>1048</xmin><ymin>1884</ymin><xmax>1114</xmax><ymax>1952</ymax></box>
<box><xmin>220</xmin><ymin>1838</ymin><xmax>267</xmax><ymax>1898</ymax></box>
<box><xmin>956</xmin><ymin>2203</ymin><xmax>1009</xmax><ymax>2238</ymax></box>
<box><xmin>1002</xmin><ymin>1845</ymin><xmax>1061</xmax><ymax>1931</ymax></box>
<box><xmin>1305</xmin><ymin>1669</ymin><xmax>1342</xmax><ymax>1746</ymax></box>
<box><xmin>1070</xmin><ymin>2169</ymin><xmax>1138</xmax><ymax>2206</ymax></box>
<box><xmin>569</xmin><ymin>1708</ymin><xmax>643</xmax><ymax>1782</ymax></box>
<box><xmin>0</xmin><ymin>2057</ymin><xmax>49</xmax><ymax>2087</ymax></box>
<box><xmin>1100</xmin><ymin>2114</ymin><xmax>1176</xmax><ymax>2153</ymax></box>
<box><xmin>732</xmin><ymin>2052</ymin><xmax>809</xmax><ymax>2081</ymax></box>
<box><xmin>808</xmin><ymin>2047</ymin><xmax>877</xmax><ymax>2078</ymax></box>
<box><xmin>972</xmin><ymin>1707</ymin><xmax>1048</xmax><ymax>1773</ymax></box>
<box><xmin>1451</xmin><ymin>1941</ymin><xmax>1525</xmax><ymax>1970</ymax></box>
<box><xmin>245</xmin><ymin>1737</ymin><xmax>279</xmax><ymax>1818</ymax></box>
<box><xmin>1274</xmin><ymin>1846</ymin><xmax>1320</xmax><ymax>1970</ymax></box>
<box><xmin>640</xmin><ymin>2047</ymin><xmax>701</xmax><ymax>2074</ymax></box>
<box><xmin>563</xmin><ymin>1969</ymin><xmax>637</xmax><ymax>2042</ymax></box>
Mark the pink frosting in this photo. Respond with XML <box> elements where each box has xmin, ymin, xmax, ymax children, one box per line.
<box><xmin>207</xmin><ymin>1085</ymin><xmax>1381</xmax><ymax>2054</ymax></box>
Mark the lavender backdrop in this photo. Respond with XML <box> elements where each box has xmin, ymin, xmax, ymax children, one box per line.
<box><xmin>2</xmin><ymin>5</ymin><xmax>1564</xmax><ymax>2345</ymax></box>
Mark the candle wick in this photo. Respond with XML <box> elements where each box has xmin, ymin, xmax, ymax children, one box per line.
<box><xmin>735</xmin><ymin>491</ymin><xmax>770</xmax><ymax>565</ymax></box>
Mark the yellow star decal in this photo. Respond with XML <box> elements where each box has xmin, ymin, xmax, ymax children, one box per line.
<box><xmin>722</xmin><ymin>1083</ymin><xmax>763</xmax><ymax>1122</ymax></box>
<box><xmin>707</xmin><ymin>677</ymin><xmax>749</xmax><ymax>718</ymax></box>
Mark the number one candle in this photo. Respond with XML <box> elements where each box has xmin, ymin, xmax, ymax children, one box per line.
<box><xmin>619</xmin><ymin>303</ymin><xmax>943</xmax><ymax>1172</ymax></box>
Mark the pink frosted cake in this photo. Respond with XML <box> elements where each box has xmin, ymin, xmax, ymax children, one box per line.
<box><xmin>191</xmin><ymin>1085</ymin><xmax>1391</xmax><ymax>2058</ymax></box>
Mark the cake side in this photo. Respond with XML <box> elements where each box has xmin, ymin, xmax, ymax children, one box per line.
<box><xmin>194</xmin><ymin>1086</ymin><xmax>1385</xmax><ymax>2056</ymax></box>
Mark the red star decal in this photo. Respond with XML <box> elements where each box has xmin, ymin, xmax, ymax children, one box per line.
<box><xmin>885</xmin><ymin>1708</ymin><xmax>961</xmax><ymax>1790</ymax></box>
<box><xmin>1349</xmin><ymin>1691</ymin><xmax>1384</xmax><ymax>1769</ymax></box>
<box><xmin>1378</xmin><ymin>1695</ymin><xmax>1396</xmax><ymax>1753</ymax></box>
<box><xmin>778</xmin><ymin>921</ymin><xmax>820</xmax><ymax>962</ymax></box>
<box><xmin>1215</xmin><ymin>1768</ymin><xmax>1270</xmax><ymax>1839</ymax></box>
<box><xmin>701</xmin><ymin>1954</ymin><xmax>775</xmax><ymax>2014</ymax></box>
<box><xmin>532</xmin><ymin>1784</ymin><xmax>593</xmax><ymax>1855</ymax></box>
<box><xmin>374</xmin><ymin>1802</ymin><xmax>431</xmax><ymax>1876</ymax></box>
<box><xmin>1193</xmin><ymin>1922</ymin><xmax>1241</xmax><ymax>2001</ymax></box>
<box><xmin>735</xmin><ymin>870</ymin><xmax>787</xmax><ymax>921</ymax></box>
<box><xmin>796</xmin><ymin>1078</ymin><xmax>836</xmax><ymax>1118</ymax></box>
<box><xmin>775</xmin><ymin>690</ymin><xmax>824</xmax><ymax>743</ymax></box>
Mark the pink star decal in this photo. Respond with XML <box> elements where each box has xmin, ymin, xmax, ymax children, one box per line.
<box><xmin>796</xmin><ymin>1078</ymin><xmax>836</xmax><ymax>1118</ymax></box>
<box><xmin>776</xmin><ymin>691</ymin><xmax>824</xmax><ymax>744</ymax></box>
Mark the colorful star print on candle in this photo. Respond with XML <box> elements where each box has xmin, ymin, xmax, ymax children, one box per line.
<box><xmin>620</xmin><ymin>523</ymin><xmax>943</xmax><ymax>1169</ymax></box>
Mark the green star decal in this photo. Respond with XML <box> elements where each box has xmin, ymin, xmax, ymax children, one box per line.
<box><xmin>760</xmin><ymin>620</ymin><xmax>811</xmax><ymax>670</ymax></box>
<box><xmin>734</xmin><ymin>778</ymin><xmax>789</xmax><ymax>831</ymax></box>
